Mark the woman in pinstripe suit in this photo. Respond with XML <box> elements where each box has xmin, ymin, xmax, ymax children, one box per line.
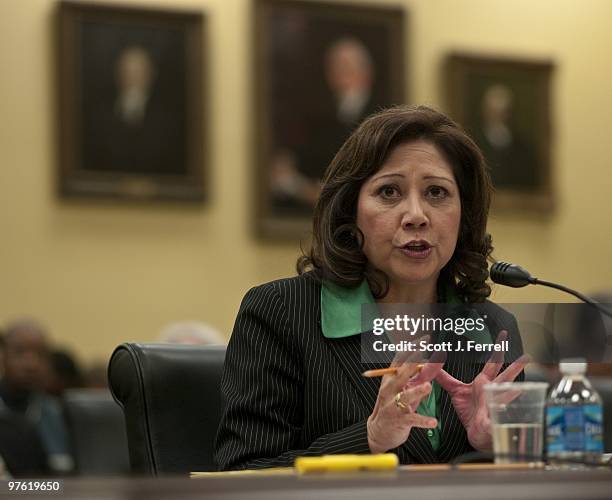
<box><xmin>215</xmin><ymin>105</ymin><xmax>529</xmax><ymax>470</ymax></box>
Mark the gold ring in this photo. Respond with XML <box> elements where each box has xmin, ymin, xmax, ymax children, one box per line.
<box><xmin>394</xmin><ymin>391</ymin><xmax>407</xmax><ymax>410</ymax></box>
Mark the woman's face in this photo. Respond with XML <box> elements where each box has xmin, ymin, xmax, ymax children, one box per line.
<box><xmin>356</xmin><ymin>140</ymin><xmax>461</xmax><ymax>298</ymax></box>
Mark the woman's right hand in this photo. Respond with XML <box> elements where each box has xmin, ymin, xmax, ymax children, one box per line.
<box><xmin>366</xmin><ymin>361</ymin><xmax>443</xmax><ymax>454</ymax></box>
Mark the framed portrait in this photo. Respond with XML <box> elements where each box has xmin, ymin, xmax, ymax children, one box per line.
<box><xmin>445</xmin><ymin>54</ymin><xmax>554</xmax><ymax>212</ymax></box>
<box><xmin>255</xmin><ymin>0</ymin><xmax>406</xmax><ymax>238</ymax></box>
<box><xmin>57</xmin><ymin>1</ymin><xmax>206</xmax><ymax>202</ymax></box>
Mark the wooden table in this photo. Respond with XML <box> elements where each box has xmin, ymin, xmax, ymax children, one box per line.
<box><xmin>16</xmin><ymin>468</ymin><xmax>612</xmax><ymax>500</ymax></box>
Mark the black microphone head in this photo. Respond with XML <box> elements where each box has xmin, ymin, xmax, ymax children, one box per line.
<box><xmin>490</xmin><ymin>261</ymin><xmax>534</xmax><ymax>288</ymax></box>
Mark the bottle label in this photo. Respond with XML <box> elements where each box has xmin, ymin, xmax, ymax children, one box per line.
<box><xmin>584</xmin><ymin>405</ymin><xmax>604</xmax><ymax>452</ymax></box>
<box><xmin>546</xmin><ymin>405</ymin><xmax>603</xmax><ymax>453</ymax></box>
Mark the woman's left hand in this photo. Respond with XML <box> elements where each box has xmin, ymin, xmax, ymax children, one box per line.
<box><xmin>434</xmin><ymin>331</ymin><xmax>530</xmax><ymax>452</ymax></box>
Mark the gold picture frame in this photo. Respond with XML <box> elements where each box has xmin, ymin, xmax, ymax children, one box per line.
<box><xmin>446</xmin><ymin>53</ymin><xmax>555</xmax><ymax>212</ymax></box>
<box><xmin>57</xmin><ymin>1</ymin><xmax>206</xmax><ymax>202</ymax></box>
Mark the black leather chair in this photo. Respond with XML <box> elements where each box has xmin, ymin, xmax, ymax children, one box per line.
<box><xmin>108</xmin><ymin>343</ymin><xmax>226</xmax><ymax>475</ymax></box>
<box><xmin>63</xmin><ymin>389</ymin><xmax>130</xmax><ymax>475</ymax></box>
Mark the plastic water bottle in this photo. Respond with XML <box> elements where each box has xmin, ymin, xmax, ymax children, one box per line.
<box><xmin>546</xmin><ymin>359</ymin><xmax>604</xmax><ymax>466</ymax></box>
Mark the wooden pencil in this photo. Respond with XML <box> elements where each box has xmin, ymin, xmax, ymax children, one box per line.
<box><xmin>362</xmin><ymin>364</ymin><xmax>424</xmax><ymax>378</ymax></box>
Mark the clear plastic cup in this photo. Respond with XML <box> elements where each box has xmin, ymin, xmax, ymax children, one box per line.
<box><xmin>484</xmin><ymin>382</ymin><xmax>549</xmax><ymax>464</ymax></box>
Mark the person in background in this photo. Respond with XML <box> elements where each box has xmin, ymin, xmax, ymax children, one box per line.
<box><xmin>0</xmin><ymin>411</ymin><xmax>48</xmax><ymax>477</ymax></box>
<box><xmin>158</xmin><ymin>321</ymin><xmax>226</xmax><ymax>345</ymax></box>
<box><xmin>82</xmin><ymin>362</ymin><xmax>110</xmax><ymax>390</ymax></box>
<box><xmin>44</xmin><ymin>349</ymin><xmax>83</xmax><ymax>398</ymax></box>
<box><xmin>580</xmin><ymin>292</ymin><xmax>612</xmax><ymax>378</ymax></box>
<box><xmin>0</xmin><ymin>319</ymin><xmax>73</xmax><ymax>474</ymax></box>
<box><xmin>0</xmin><ymin>327</ymin><xmax>48</xmax><ymax>477</ymax></box>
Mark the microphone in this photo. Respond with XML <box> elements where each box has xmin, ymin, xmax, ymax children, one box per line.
<box><xmin>490</xmin><ymin>261</ymin><xmax>612</xmax><ymax>320</ymax></box>
<box><xmin>489</xmin><ymin>262</ymin><xmax>536</xmax><ymax>288</ymax></box>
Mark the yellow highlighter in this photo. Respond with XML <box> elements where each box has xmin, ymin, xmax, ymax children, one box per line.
<box><xmin>294</xmin><ymin>454</ymin><xmax>398</xmax><ymax>474</ymax></box>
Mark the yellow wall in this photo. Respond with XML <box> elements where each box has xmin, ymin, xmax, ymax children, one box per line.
<box><xmin>1</xmin><ymin>0</ymin><xmax>611</xmax><ymax>364</ymax></box>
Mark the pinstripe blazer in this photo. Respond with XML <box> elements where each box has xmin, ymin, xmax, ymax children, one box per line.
<box><xmin>214</xmin><ymin>273</ymin><xmax>524</xmax><ymax>470</ymax></box>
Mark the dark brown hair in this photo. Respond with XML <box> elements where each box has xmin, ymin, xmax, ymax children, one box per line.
<box><xmin>297</xmin><ymin>104</ymin><xmax>494</xmax><ymax>303</ymax></box>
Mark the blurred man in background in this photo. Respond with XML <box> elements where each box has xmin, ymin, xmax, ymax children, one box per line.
<box><xmin>0</xmin><ymin>319</ymin><xmax>73</xmax><ymax>474</ymax></box>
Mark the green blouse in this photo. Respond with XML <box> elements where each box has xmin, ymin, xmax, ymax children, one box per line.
<box><xmin>320</xmin><ymin>279</ymin><xmax>491</xmax><ymax>452</ymax></box>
